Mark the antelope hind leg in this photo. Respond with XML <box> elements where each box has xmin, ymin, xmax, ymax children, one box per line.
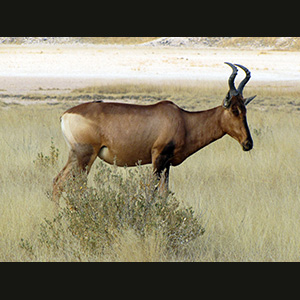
<box><xmin>52</xmin><ymin>145</ymin><xmax>99</xmax><ymax>208</ymax></box>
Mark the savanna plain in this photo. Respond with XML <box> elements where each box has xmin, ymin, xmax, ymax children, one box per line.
<box><xmin>1</xmin><ymin>41</ymin><xmax>300</xmax><ymax>261</ymax></box>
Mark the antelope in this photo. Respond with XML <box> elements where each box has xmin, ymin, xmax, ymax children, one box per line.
<box><xmin>53</xmin><ymin>62</ymin><xmax>256</xmax><ymax>204</ymax></box>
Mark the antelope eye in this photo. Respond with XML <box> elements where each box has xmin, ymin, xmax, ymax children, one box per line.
<box><xmin>232</xmin><ymin>108</ymin><xmax>239</xmax><ymax>116</ymax></box>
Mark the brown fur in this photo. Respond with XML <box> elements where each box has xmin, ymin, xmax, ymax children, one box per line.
<box><xmin>53</xmin><ymin>96</ymin><xmax>253</xmax><ymax>205</ymax></box>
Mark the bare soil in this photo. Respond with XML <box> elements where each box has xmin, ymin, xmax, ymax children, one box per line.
<box><xmin>0</xmin><ymin>44</ymin><xmax>299</xmax><ymax>105</ymax></box>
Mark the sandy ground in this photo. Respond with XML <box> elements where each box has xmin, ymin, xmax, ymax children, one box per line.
<box><xmin>0</xmin><ymin>44</ymin><xmax>299</xmax><ymax>95</ymax></box>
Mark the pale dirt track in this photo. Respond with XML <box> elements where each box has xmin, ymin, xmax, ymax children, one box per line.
<box><xmin>0</xmin><ymin>44</ymin><xmax>299</xmax><ymax>96</ymax></box>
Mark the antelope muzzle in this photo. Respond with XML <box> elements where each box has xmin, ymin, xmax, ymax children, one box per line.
<box><xmin>241</xmin><ymin>137</ymin><xmax>253</xmax><ymax>152</ymax></box>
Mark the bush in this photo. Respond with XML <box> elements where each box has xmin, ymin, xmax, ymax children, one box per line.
<box><xmin>33</xmin><ymin>137</ymin><xmax>59</xmax><ymax>168</ymax></box>
<box><xmin>23</xmin><ymin>159</ymin><xmax>205</xmax><ymax>261</ymax></box>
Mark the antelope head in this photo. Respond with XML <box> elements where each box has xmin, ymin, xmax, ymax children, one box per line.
<box><xmin>222</xmin><ymin>62</ymin><xmax>256</xmax><ymax>151</ymax></box>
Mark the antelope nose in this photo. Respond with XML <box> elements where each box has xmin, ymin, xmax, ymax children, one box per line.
<box><xmin>242</xmin><ymin>140</ymin><xmax>253</xmax><ymax>151</ymax></box>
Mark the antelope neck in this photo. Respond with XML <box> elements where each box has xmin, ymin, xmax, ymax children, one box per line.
<box><xmin>183</xmin><ymin>106</ymin><xmax>226</xmax><ymax>157</ymax></box>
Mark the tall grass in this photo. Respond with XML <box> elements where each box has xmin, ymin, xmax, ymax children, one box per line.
<box><xmin>1</xmin><ymin>82</ymin><xmax>300</xmax><ymax>261</ymax></box>
<box><xmin>172</xmin><ymin>110</ymin><xmax>300</xmax><ymax>261</ymax></box>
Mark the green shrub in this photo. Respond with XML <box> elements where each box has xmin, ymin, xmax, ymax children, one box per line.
<box><xmin>33</xmin><ymin>137</ymin><xmax>59</xmax><ymax>168</ymax></box>
<box><xmin>23</xmin><ymin>159</ymin><xmax>205</xmax><ymax>261</ymax></box>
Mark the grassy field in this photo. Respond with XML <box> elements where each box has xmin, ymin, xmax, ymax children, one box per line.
<box><xmin>1</xmin><ymin>81</ymin><xmax>300</xmax><ymax>261</ymax></box>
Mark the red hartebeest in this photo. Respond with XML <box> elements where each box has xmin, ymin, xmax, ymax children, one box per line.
<box><xmin>53</xmin><ymin>62</ymin><xmax>256</xmax><ymax>204</ymax></box>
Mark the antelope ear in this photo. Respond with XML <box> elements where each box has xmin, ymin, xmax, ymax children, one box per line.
<box><xmin>244</xmin><ymin>95</ymin><xmax>256</xmax><ymax>106</ymax></box>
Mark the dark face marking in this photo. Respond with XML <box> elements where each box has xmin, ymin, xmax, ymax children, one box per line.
<box><xmin>223</xmin><ymin>95</ymin><xmax>253</xmax><ymax>152</ymax></box>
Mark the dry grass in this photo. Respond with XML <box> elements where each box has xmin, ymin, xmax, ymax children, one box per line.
<box><xmin>218</xmin><ymin>37</ymin><xmax>300</xmax><ymax>51</ymax></box>
<box><xmin>72</xmin><ymin>80</ymin><xmax>300</xmax><ymax>113</ymax></box>
<box><xmin>1</xmin><ymin>82</ymin><xmax>300</xmax><ymax>261</ymax></box>
<box><xmin>172</xmin><ymin>109</ymin><xmax>300</xmax><ymax>261</ymax></box>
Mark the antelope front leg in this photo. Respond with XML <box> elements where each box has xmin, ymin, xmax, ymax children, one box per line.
<box><xmin>152</xmin><ymin>146</ymin><xmax>173</xmax><ymax>193</ymax></box>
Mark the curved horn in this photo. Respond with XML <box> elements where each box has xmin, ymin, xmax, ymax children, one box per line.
<box><xmin>224</xmin><ymin>62</ymin><xmax>238</xmax><ymax>96</ymax></box>
<box><xmin>235</xmin><ymin>64</ymin><xmax>251</xmax><ymax>95</ymax></box>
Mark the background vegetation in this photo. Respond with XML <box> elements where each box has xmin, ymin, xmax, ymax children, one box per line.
<box><xmin>1</xmin><ymin>80</ymin><xmax>300</xmax><ymax>261</ymax></box>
